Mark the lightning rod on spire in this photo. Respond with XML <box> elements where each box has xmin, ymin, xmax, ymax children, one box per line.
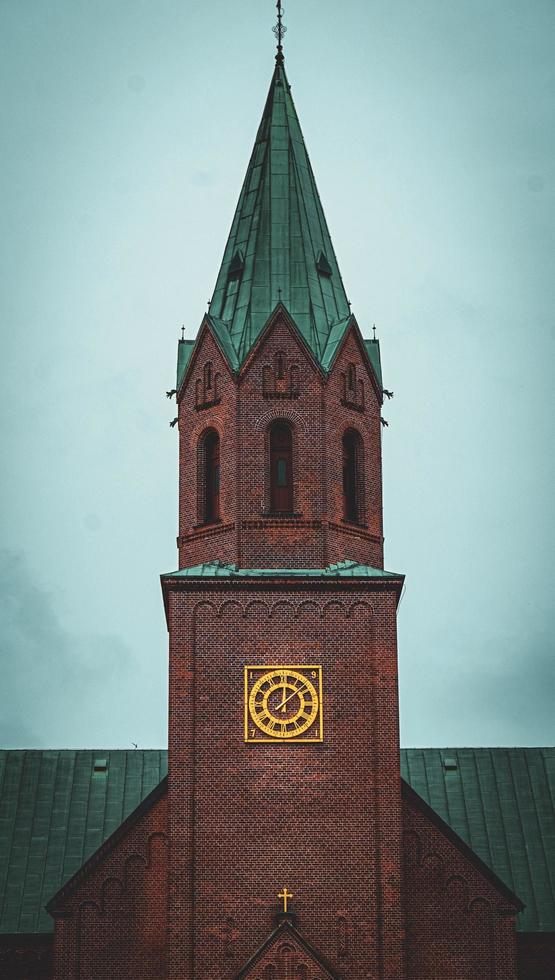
<box><xmin>273</xmin><ymin>0</ymin><xmax>287</xmax><ymax>64</ymax></box>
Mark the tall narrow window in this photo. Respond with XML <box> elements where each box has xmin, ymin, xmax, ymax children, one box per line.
<box><xmin>199</xmin><ymin>428</ymin><xmax>220</xmax><ymax>523</ymax></box>
<box><xmin>342</xmin><ymin>429</ymin><xmax>364</xmax><ymax>523</ymax></box>
<box><xmin>270</xmin><ymin>421</ymin><xmax>293</xmax><ymax>513</ymax></box>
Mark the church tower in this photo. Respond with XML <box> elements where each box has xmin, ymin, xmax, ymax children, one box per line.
<box><xmin>161</xmin><ymin>31</ymin><xmax>406</xmax><ymax>980</ymax></box>
<box><xmin>45</xmin><ymin>14</ymin><xmax>525</xmax><ymax>980</ymax></box>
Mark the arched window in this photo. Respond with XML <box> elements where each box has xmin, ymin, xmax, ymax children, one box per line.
<box><xmin>347</xmin><ymin>362</ymin><xmax>356</xmax><ymax>391</ymax></box>
<box><xmin>342</xmin><ymin>429</ymin><xmax>364</xmax><ymax>523</ymax></box>
<box><xmin>269</xmin><ymin>421</ymin><xmax>293</xmax><ymax>513</ymax></box>
<box><xmin>275</xmin><ymin>351</ymin><xmax>286</xmax><ymax>380</ymax></box>
<box><xmin>198</xmin><ymin>428</ymin><xmax>220</xmax><ymax>523</ymax></box>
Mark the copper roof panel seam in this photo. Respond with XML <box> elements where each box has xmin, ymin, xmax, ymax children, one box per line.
<box><xmin>474</xmin><ymin>749</ymin><xmax>507</xmax><ymax>887</ymax></box>
<box><xmin>509</xmin><ymin>749</ymin><xmax>545</xmax><ymax>928</ymax></box>
<box><xmin>501</xmin><ymin>749</ymin><xmax>540</xmax><ymax>928</ymax></box>
<box><xmin>461</xmin><ymin>749</ymin><xmax>493</xmax><ymax>866</ymax></box>
<box><xmin>30</xmin><ymin>753</ymin><xmax>58</xmax><ymax>932</ymax></box>
<box><xmin>456</xmin><ymin>749</ymin><xmax>484</xmax><ymax>856</ymax></box>
<box><xmin>522</xmin><ymin>748</ymin><xmax>555</xmax><ymax>928</ymax></box>
<box><xmin>41</xmin><ymin>752</ymin><xmax>72</xmax><ymax>932</ymax></box>
<box><xmin>0</xmin><ymin>752</ymin><xmax>25</xmax><ymax>927</ymax></box>
<box><xmin>12</xmin><ymin>752</ymin><xmax>38</xmax><ymax>932</ymax></box>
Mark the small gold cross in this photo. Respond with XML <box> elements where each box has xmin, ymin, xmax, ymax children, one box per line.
<box><xmin>278</xmin><ymin>887</ymin><xmax>293</xmax><ymax>913</ymax></box>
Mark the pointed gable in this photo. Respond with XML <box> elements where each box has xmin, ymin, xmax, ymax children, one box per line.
<box><xmin>237</xmin><ymin>919</ymin><xmax>338</xmax><ymax>980</ymax></box>
<box><xmin>209</xmin><ymin>64</ymin><xmax>351</xmax><ymax>367</ymax></box>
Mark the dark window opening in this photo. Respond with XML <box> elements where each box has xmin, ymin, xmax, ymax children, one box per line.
<box><xmin>275</xmin><ymin>351</ymin><xmax>285</xmax><ymax>380</ymax></box>
<box><xmin>342</xmin><ymin>429</ymin><xmax>363</xmax><ymax>523</ymax></box>
<box><xmin>204</xmin><ymin>362</ymin><xmax>212</xmax><ymax>390</ymax></box>
<box><xmin>270</xmin><ymin>421</ymin><xmax>293</xmax><ymax>512</ymax></box>
<box><xmin>200</xmin><ymin>428</ymin><xmax>220</xmax><ymax>523</ymax></box>
<box><xmin>347</xmin><ymin>363</ymin><xmax>356</xmax><ymax>390</ymax></box>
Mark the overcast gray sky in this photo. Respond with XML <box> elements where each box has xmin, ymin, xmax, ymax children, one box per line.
<box><xmin>1</xmin><ymin>0</ymin><xmax>554</xmax><ymax>749</ymax></box>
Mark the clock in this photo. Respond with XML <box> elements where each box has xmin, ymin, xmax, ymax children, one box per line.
<box><xmin>244</xmin><ymin>665</ymin><xmax>323</xmax><ymax>742</ymax></box>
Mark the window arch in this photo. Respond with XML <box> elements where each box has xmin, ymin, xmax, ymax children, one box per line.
<box><xmin>269</xmin><ymin>420</ymin><xmax>293</xmax><ymax>513</ymax></box>
<box><xmin>198</xmin><ymin>428</ymin><xmax>220</xmax><ymax>523</ymax></box>
<box><xmin>342</xmin><ymin>428</ymin><xmax>364</xmax><ymax>524</ymax></box>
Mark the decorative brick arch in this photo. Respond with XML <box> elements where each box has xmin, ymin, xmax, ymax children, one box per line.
<box><xmin>253</xmin><ymin>407</ymin><xmax>309</xmax><ymax>434</ymax></box>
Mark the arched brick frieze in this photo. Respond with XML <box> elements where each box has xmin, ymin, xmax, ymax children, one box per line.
<box><xmin>348</xmin><ymin>599</ymin><xmax>374</xmax><ymax>619</ymax></box>
<box><xmin>267</xmin><ymin>598</ymin><xmax>297</xmax><ymax>619</ymax></box>
<box><xmin>242</xmin><ymin>598</ymin><xmax>272</xmax><ymax>620</ymax></box>
<box><xmin>217</xmin><ymin>598</ymin><xmax>244</xmax><ymax>621</ymax></box>
<box><xmin>294</xmin><ymin>599</ymin><xmax>320</xmax><ymax>619</ymax></box>
<box><xmin>191</xmin><ymin>595</ymin><xmax>375</xmax><ymax>623</ymax></box>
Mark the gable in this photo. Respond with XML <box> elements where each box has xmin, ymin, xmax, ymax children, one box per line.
<box><xmin>237</xmin><ymin>920</ymin><xmax>337</xmax><ymax>979</ymax></box>
<box><xmin>238</xmin><ymin>305</ymin><xmax>323</xmax><ymax>389</ymax></box>
<box><xmin>401</xmin><ymin>747</ymin><xmax>555</xmax><ymax>933</ymax></box>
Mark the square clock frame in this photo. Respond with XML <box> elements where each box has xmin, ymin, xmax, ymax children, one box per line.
<box><xmin>244</xmin><ymin>665</ymin><xmax>324</xmax><ymax>743</ymax></box>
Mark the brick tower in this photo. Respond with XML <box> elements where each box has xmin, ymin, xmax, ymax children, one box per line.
<box><xmin>161</xmin><ymin>52</ymin><xmax>406</xmax><ymax>980</ymax></box>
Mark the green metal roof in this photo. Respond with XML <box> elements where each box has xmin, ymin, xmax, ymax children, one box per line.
<box><xmin>161</xmin><ymin>560</ymin><xmax>401</xmax><ymax>580</ymax></box>
<box><xmin>176</xmin><ymin>339</ymin><xmax>195</xmax><ymax>389</ymax></box>
<box><xmin>0</xmin><ymin>750</ymin><xmax>167</xmax><ymax>934</ymax></box>
<box><xmin>364</xmin><ymin>338</ymin><xmax>383</xmax><ymax>389</ymax></box>
<box><xmin>208</xmin><ymin>64</ymin><xmax>351</xmax><ymax>367</ymax></box>
<box><xmin>1</xmin><ymin>748</ymin><xmax>553</xmax><ymax>934</ymax></box>
<box><xmin>401</xmin><ymin>747</ymin><xmax>555</xmax><ymax>933</ymax></box>
<box><xmin>176</xmin><ymin>65</ymin><xmax>385</xmax><ymax>393</ymax></box>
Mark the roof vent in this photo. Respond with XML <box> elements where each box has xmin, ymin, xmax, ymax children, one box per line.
<box><xmin>93</xmin><ymin>758</ymin><xmax>107</xmax><ymax>774</ymax></box>
<box><xmin>228</xmin><ymin>250</ymin><xmax>245</xmax><ymax>279</ymax></box>
<box><xmin>316</xmin><ymin>251</ymin><xmax>332</xmax><ymax>277</ymax></box>
<box><xmin>443</xmin><ymin>757</ymin><xmax>458</xmax><ymax>772</ymax></box>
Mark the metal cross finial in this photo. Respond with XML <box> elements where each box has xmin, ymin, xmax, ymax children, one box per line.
<box><xmin>373</xmin><ymin>323</ymin><xmax>377</xmax><ymax>341</ymax></box>
<box><xmin>277</xmin><ymin>286</ymin><xmax>282</xmax><ymax>301</ymax></box>
<box><xmin>278</xmin><ymin>887</ymin><xmax>293</xmax><ymax>913</ymax></box>
<box><xmin>181</xmin><ymin>324</ymin><xmax>185</xmax><ymax>341</ymax></box>
<box><xmin>273</xmin><ymin>0</ymin><xmax>287</xmax><ymax>64</ymax></box>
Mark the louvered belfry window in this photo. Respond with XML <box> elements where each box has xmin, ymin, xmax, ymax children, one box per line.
<box><xmin>269</xmin><ymin>421</ymin><xmax>293</xmax><ymax>513</ymax></box>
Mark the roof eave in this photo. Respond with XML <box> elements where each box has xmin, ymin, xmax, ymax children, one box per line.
<box><xmin>402</xmin><ymin>779</ymin><xmax>525</xmax><ymax>912</ymax></box>
<box><xmin>45</xmin><ymin>777</ymin><xmax>168</xmax><ymax>915</ymax></box>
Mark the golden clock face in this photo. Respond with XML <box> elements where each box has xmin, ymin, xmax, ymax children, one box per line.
<box><xmin>244</xmin><ymin>666</ymin><xmax>323</xmax><ymax>742</ymax></box>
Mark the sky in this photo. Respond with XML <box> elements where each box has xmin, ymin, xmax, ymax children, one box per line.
<box><xmin>1</xmin><ymin>0</ymin><xmax>554</xmax><ymax>749</ymax></box>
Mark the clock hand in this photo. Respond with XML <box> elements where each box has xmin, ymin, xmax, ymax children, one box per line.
<box><xmin>276</xmin><ymin>685</ymin><xmax>306</xmax><ymax>711</ymax></box>
<box><xmin>281</xmin><ymin>678</ymin><xmax>287</xmax><ymax>712</ymax></box>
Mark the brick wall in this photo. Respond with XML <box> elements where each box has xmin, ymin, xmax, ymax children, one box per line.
<box><xmin>403</xmin><ymin>794</ymin><xmax>519</xmax><ymax>979</ymax></box>
<box><xmin>176</xmin><ymin>311</ymin><xmax>384</xmax><ymax>571</ymax></box>
<box><xmin>166</xmin><ymin>577</ymin><xmax>404</xmax><ymax>979</ymax></box>
<box><xmin>50</xmin><ymin>791</ymin><xmax>168</xmax><ymax>980</ymax></box>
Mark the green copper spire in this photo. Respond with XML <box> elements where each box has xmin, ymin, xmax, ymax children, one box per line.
<box><xmin>209</xmin><ymin>63</ymin><xmax>352</xmax><ymax>366</ymax></box>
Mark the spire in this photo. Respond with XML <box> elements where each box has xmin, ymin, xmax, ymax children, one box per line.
<box><xmin>208</xmin><ymin>63</ymin><xmax>351</xmax><ymax>366</ymax></box>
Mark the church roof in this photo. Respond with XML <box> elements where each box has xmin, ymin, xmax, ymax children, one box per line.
<box><xmin>161</xmin><ymin>559</ymin><xmax>401</xmax><ymax>580</ymax></box>
<box><xmin>204</xmin><ymin>63</ymin><xmax>352</xmax><ymax>369</ymax></box>
<box><xmin>1</xmin><ymin>748</ymin><xmax>554</xmax><ymax>935</ymax></box>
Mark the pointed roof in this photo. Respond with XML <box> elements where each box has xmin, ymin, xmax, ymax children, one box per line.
<box><xmin>209</xmin><ymin>63</ymin><xmax>351</xmax><ymax>366</ymax></box>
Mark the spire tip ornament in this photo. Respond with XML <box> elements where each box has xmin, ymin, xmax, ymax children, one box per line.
<box><xmin>273</xmin><ymin>0</ymin><xmax>287</xmax><ymax>64</ymax></box>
